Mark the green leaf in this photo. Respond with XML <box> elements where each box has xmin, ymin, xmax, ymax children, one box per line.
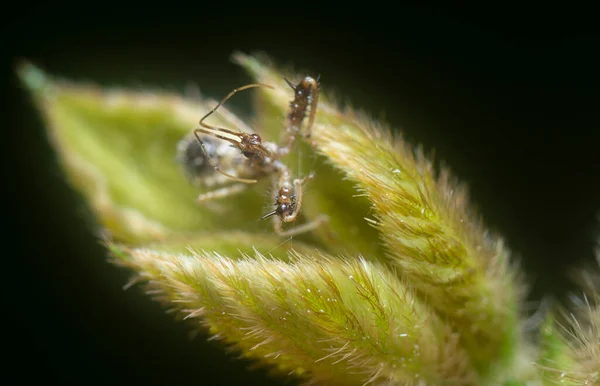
<box><xmin>115</xmin><ymin>246</ymin><xmax>478</xmax><ymax>385</ymax></box>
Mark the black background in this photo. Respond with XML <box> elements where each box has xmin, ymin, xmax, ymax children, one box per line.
<box><xmin>4</xmin><ymin>5</ymin><xmax>599</xmax><ymax>385</ymax></box>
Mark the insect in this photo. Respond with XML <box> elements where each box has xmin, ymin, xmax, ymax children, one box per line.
<box><xmin>177</xmin><ymin>78</ymin><xmax>326</xmax><ymax>237</ymax></box>
<box><xmin>279</xmin><ymin>75</ymin><xmax>320</xmax><ymax>153</ymax></box>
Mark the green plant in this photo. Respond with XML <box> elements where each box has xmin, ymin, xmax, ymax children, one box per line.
<box><xmin>18</xmin><ymin>52</ymin><xmax>599</xmax><ymax>385</ymax></box>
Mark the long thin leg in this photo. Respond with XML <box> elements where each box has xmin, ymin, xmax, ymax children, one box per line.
<box><xmin>194</xmin><ymin>126</ymin><xmax>242</xmax><ymax>144</ymax></box>
<box><xmin>193</xmin><ymin>129</ymin><xmax>258</xmax><ymax>184</ymax></box>
<box><xmin>204</xmin><ymin>98</ymin><xmax>254</xmax><ymax>134</ymax></box>
<box><xmin>282</xmin><ymin>173</ymin><xmax>315</xmax><ymax>223</ymax></box>
<box><xmin>196</xmin><ymin>183</ymin><xmax>249</xmax><ymax>203</ymax></box>
<box><xmin>273</xmin><ymin>214</ymin><xmax>329</xmax><ymax>237</ymax></box>
<box><xmin>200</xmin><ymin>83</ymin><xmax>274</xmax><ymax>132</ymax></box>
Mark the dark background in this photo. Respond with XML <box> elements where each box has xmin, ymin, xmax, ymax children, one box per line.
<box><xmin>4</xmin><ymin>5</ymin><xmax>599</xmax><ymax>385</ymax></box>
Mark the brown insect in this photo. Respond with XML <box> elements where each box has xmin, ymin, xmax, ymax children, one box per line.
<box><xmin>280</xmin><ymin>75</ymin><xmax>320</xmax><ymax>153</ymax></box>
<box><xmin>177</xmin><ymin>79</ymin><xmax>326</xmax><ymax>237</ymax></box>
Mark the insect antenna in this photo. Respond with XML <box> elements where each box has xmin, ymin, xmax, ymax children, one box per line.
<box><xmin>260</xmin><ymin>210</ymin><xmax>278</xmax><ymax>220</ymax></box>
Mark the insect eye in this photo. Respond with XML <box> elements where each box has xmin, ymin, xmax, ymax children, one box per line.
<box><xmin>250</xmin><ymin>133</ymin><xmax>262</xmax><ymax>144</ymax></box>
<box><xmin>276</xmin><ymin>203</ymin><xmax>288</xmax><ymax>216</ymax></box>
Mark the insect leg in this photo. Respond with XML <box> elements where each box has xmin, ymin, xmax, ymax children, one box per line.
<box><xmin>196</xmin><ymin>183</ymin><xmax>249</xmax><ymax>203</ymax></box>
<box><xmin>204</xmin><ymin>98</ymin><xmax>254</xmax><ymax>134</ymax></box>
<box><xmin>273</xmin><ymin>214</ymin><xmax>329</xmax><ymax>237</ymax></box>
<box><xmin>199</xmin><ymin>83</ymin><xmax>274</xmax><ymax>132</ymax></box>
<box><xmin>281</xmin><ymin>172</ymin><xmax>315</xmax><ymax>223</ymax></box>
<box><xmin>193</xmin><ymin>129</ymin><xmax>258</xmax><ymax>184</ymax></box>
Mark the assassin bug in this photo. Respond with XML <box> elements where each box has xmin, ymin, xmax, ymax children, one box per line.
<box><xmin>177</xmin><ymin>78</ymin><xmax>326</xmax><ymax>237</ymax></box>
<box><xmin>279</xmin><ymin>75</ymin><xmax>320</xmax><ymax>154</ymax></box>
